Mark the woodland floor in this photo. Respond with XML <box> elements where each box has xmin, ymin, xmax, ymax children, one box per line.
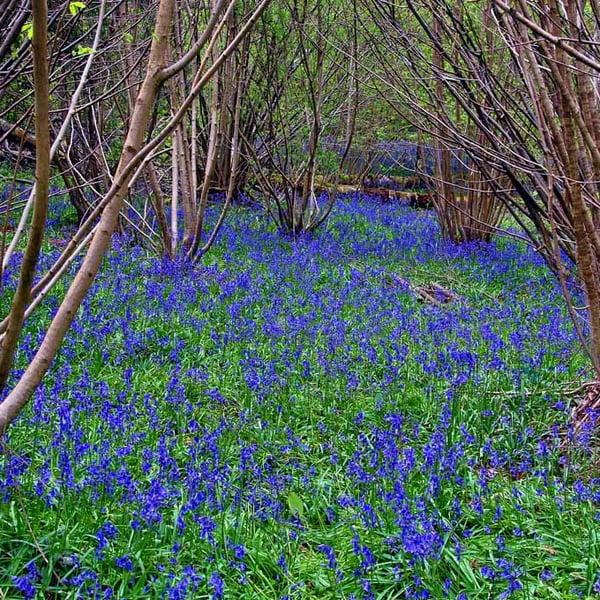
<box><xmin>0</xmin><ymin>192</ymin><xmax>599</xmax><ymax>599</ymax></box>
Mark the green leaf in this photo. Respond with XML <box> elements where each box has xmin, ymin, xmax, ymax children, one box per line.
<box><xmin>287</xmin><ymin>491</ymin><xmax>304</xmax><ymax>519</ymax></box>
<box><xmin>21</xmin><ymin>22</ymin><xmax>33</xmax><ymax>40</ymax></box>
<box><xmin>73</xmin><ymin>45</ymin><xmax>93</xmax><ymax>57</ymax></box>
<box><xmin>69</xmin><ymin>1</ymin><xmax>86</xmax><ymax>17</ymax></box>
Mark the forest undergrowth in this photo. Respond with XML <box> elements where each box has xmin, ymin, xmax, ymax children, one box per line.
<box><xmin>0</xmin><ymin>192</ymin><xmax>598</xmax><ymax>599</ymax></box>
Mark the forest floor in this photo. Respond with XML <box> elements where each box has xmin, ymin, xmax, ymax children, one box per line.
<box><xmin>0</xmin><ymin>192</ymin><xmax>598</xmax><ymax>599</ymax></box>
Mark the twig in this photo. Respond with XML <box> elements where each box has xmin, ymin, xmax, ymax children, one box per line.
<box><xmin>487</xmin><ymin>380</ymin><xmax>598</xmax><ymax>398</ymax></box>
<box><xmin>413</xmin><ymin>264</ymin><xmax>500</xmax><ymax>305</ymax></box>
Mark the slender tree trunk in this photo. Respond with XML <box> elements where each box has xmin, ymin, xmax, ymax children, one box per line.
<box><xmin>0</xmin><ymin>0</ymin><xmax>50</xmax><ymax>392</ymax></box>
<box><xmin>146</xmin><ymin>162</ymin><xmax>172</xmax><ymax>257</ymax></box>
<box><xmin>188</xmin><ymin>78</ymin><xmax>220</xmax><ymax>257</ymax></box>
<box><xmin>171</xmin><ymin>121</ymin><xmax>180</xmax><ymax>255</ymax></box>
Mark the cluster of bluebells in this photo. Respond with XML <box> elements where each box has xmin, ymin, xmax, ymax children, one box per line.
<box><xmin>0</xmin><ymin>193</ymin><xmax>595</xmax><ymax>598</ymax></box>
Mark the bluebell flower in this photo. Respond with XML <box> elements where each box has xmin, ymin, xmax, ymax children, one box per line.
<box><xmin>11</xmin><ymin>561</ymin><xmax>38</xmax><ymax>599</ymax></box>
<box><xmin>541</xmin><ymin>569</ymin><xmax>553</xmax><ymax>582</ymax></box>
<box><xmin>593</xmin><ymin>570</ymin><xmax>600</xmax><ymax>593</ymax></box>
<box><xmin>317</xmin><ymin>544</ymin><xmax>337</xmax><ymax>570</ymax></box>
<box><xmin>209</xmin><ymin>571</ymin><xmax>224</xmax><ymax>599</ymax></box>
<box><xmin>500</xmin><ymin>578</ymin><xmax>523</xmax><ymax>598</ymax></box>
<box><xmin>95</xmin><ymin>521</ymin><xmax>119</xmax><ymax>559</ymax></box>
<box><xmin>277</xmin><ymin>552</ymin><xmax>288</xmax><ymax>575</ymax></box>
<box><xmin>481</xmin><ymin>565</ymin><xmax>495</xmax><ymax>579</ymax></box>
<box><xmin>115</xmin><ymin>554</ymin><xmax>134</xmax><ymax>572</ymax></box>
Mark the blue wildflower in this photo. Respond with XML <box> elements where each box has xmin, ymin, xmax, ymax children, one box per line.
<box><xmin>11</xmin><ymin>561</ymin><xmax>38</xmax><ymax>599</ymax></box>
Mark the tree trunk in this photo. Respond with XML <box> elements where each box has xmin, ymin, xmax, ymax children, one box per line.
<box><xmin>0</xmin><ymin>0</ymin><xmax>51</xmax><ymax>393</ymax></box>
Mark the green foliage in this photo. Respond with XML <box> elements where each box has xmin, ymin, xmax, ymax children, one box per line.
<box><xmin>72</xmin><ymin>45</ymin><xmax>93</xmax><ymax>57</ymax></box>
<box><xmin>287</xmin><ymin>492</ymin><xmax>305</xmax><ymax>520</ymax></box>
<box><xmin>20</xmin><ymin>22</ymin><xmax>33</xmax><ymax>40</ymax></box>
<box><xmin>68</xmin><ymin>2</ymin><xmax>86</xmax><ymax>17</ymax></box>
